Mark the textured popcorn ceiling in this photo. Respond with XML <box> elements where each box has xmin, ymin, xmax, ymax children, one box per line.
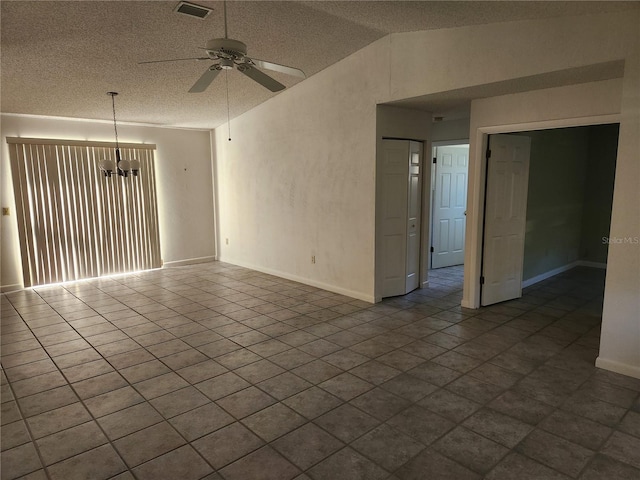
<box><xmin>1</xmin><ymin>1</ymin><xmax>636</xmax><ymax>129</ymax></box>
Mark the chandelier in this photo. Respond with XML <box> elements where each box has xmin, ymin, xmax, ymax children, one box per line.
<box><xmin>99</xmin><ymin>92</ymin><xmax>140</xmax><ymax>177</ymax></box>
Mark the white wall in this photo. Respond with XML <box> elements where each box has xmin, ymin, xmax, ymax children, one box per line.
<box><xmin>214</xmin><ymin>38</ymin><xmax>390</xmax><ymax>302</ymax></box>
<box><xmin>1</xmin><ymin>114</ymin><xmax>216</xmax><ymax>290</ymax></box>
<box><xmin>432</xmin><ymin>118</ymin><xmax>470</xmax><ymax>143</ymax></box>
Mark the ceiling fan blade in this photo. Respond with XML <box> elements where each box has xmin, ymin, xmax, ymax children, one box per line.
<box><xmin>249</xmin><ymin>58</ymin><xmax>306</xmax><ymax>78</ymax></box>
<box><xmin>237</xmin><ymin>65</ymin><xmax>285</xmax><ymax>92</ymax></box>
<box><xmin>189</xmin><ymin>66</ymin><xmax>221</xmax><ymax>93</ymax></box>
<box><xmin>139</xmin><ymin>57</ymin><xmax>210</xmax><ymax>65</ymax></box>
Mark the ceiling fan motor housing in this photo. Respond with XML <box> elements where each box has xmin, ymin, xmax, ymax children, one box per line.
<box><xmin>205</xmin><ymin>38</ymin><xmax>248</xmax><ymax>61</ymax></box>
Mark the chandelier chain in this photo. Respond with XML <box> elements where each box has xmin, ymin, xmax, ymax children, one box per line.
<box><xmin>110</xmin><ymin>93</ymin><xmax>120</xmax><ymax>150</ymax></box>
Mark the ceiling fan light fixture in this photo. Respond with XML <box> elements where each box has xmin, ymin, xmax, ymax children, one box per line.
<box><xmin>219</xmin><ymin>58</ymin><xmax>234</xmax><ymax>70</ymax></box>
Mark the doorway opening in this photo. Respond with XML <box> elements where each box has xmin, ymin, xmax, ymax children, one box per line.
<box><xmin>430</xmin><ymin>143</ymin><xmax>469</xmax><ymax>271</ymax></box>
<box><xmin>480</xmin><ymin>124</ymin><xmax>619</xmax><ymax>307</ymax></box>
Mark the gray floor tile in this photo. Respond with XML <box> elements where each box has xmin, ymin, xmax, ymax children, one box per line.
<box><xmin>219</xmin><ymin>446</ymin><xmax>300</xmax><ymax>480</ymax></box>
<box><xmin>150</xmin><ymin>386</ymin><xmax>210</xmax><ymax>418</ymax></box>
<box><xmin>72</xmin><ymin>371</ymin><xmax>128</xmax><ymax>399</ymax></box>
<box><xmin>352</xmin><ymin>423</ymin><xmax>425</xmax><ymax>471</ymax></box>
<box><xmin>433</xmin><ymin>426</ymin><xmax>509</xmax><ymax>474</ymax></box>
<box><xmin>307</xmin><ymin>447</ymin><xmax>388</xmax><ymax>480</ymax></box>
<box><xmin>273</xmin><ymin>423</ymin><xmax>343</xmax><ymax>470</ymax></box>
<box><xmin>539</xmin><ymin>409</ymin><xmax>612</xmax><ymax>450</ymax></box>
<box><xmin>217</xmin><ymin>386</ymin><xmax>276</xmax><ymax>418</ymax></box>
<box><xmin>283</xmin><ymin>386</ymin><xmax>343</xmax><ymax>419</ymax></box>
<box><xmin>580</xmin><ymin>453</ymin><xmax>640</xmax><ymax>480</ymax></box>
<box><xmin>119</xmin><ymin>360</ymin><xmax>171</xmax><ymax>384</ymax></box>
<box><xmin>113</xmin><ymin>421</ymin><xmax>186</xmax><ymax>467</ymax></box>
<box><xmin>516</xmin><ymin>429</ymin><xmax>594</xmax><ymax>477</ymax></box>
<box><xmin>36</xmin><ymin>421</ymin><xmax>108</xmax><ymax>465</ymax></box>
<box><xmin>488</xmin><ymin>390</ymin><xmax>554</xmax><ymax>425</ymax></box>
<box><xmin>47</xmin><ymin>444</ymin><xmax>126</xmax><ymax>480</ymax></box>
<box><xmin>395</xmin><ymin>448</ymin><xmax>481</xmax><ymax>480</ymax></box>
<box><xmin>269</xmin><ymin>348</ymin><xmax>316</xmax><ymax>370</ymax></box>
<box><xmin>134</xmin><ymin>372</ymin><xmax>190</xmax><ymax>399</ymax></box>
<box><xmin>418</xmin><ymin>389</ymin><xmax>482</xmax><ymax>423</ymax></box>
<box><xmin>560</xmin><ymin>392</ymin><xmax>628</xmax><ymax>426</ymax></box>
<box><xmin>234</xmin><ymin>359</ymin><xmax>285</xmax><ymax>383</ymax></box>
<box><xmin>0</xmin><ymin>442</ymin><xmax>43</xmax><ymax>480</ymax></box>
<box><xmin>132</xmin><ymin>445</ymin><xmax>213</xmax><ymax>480</ymax></box>
<box><xmin>350</xmin><ymin>360</ymin><xmax>401</xmax><ymax>385</ymax></box>
<box><xmin>387</xmin><ymin>405</ymin><xmax>455</xmax><ymax>445</ymax></box>
<box><xmin>83</xmin><ymin>386</ymin><xmax>144</xmax><ymax>418</ymax></box>
<box><xmin>242</xmin><ymin>403</ymin><xmax>306</xmax><ymax>442</ymax></box>
<box><xmin>11</xmin><ymin>371</ymin><xmax>67</xmax><ymax>398</ymax></box>
<box><xmin>600</xmin><ymin>431</ymin><xmax>640</xmax><ymax>469</ymax></box>
<box><xmin>97</xmin><ymin>402</ymin><xmax>164</xmax><ymax>440</ymax></box>
<box><xmin>26</xmin><ymin>402</ymin><xmax>91</xmax><ymax>439</ymax></box>
<box><xmin>17</xmin><ymin>385</ymin><xmax>79</xmax><ymax>418</ymax></box>
<box><xmin>291</xmin><ymin>359</ymin><xmax>342</xmax><ymax>384</ymax></box>
<box><xmin>0</xmin><ymin>420</ymin><xmax>31</xmax><ymax>451</ymax></box>
<box><xmin>193</xmin><ymin>422</ymin><xmax>264</xmax><ymax>469</ymax></box>
<box><xmin>319</xmin><ymin>373</ymin><xmax>374</xmax><ymax>401</ymax></box>
<box><xmin>462</xmin><ymin>408</ymin><xmax>533</xmax><ymax>448</ymax></box>
<box><xmin>322</xmin><ymin>349</ymin><xmax>369</xmax><ymax>370</ymax></box>
<box><xmin>314</xmin><ymin>403</ymin><xmax>380</xmax><ymax>443</ymax></box>
<box><xmin>175</xmin><ymin>360</ymin><xmax>227</xmax><ymax>384</ymax></box>
<box><xmin>619</xmin><ymin>410</ymin><xmax>640</xmax><ymax>438</ymax></box>
<box><xmin>350</xmin><ymin>387</ymin><xmax>411</xmax><ymax>421</ymax></box>
<box><xmin>484</xmin><ymin>452</ymin><xmax>572</xmax><ymax>480</ymax></box>
<box><xmin>195</xmin><ymin>371</ymin><xmax>251</xmax><ymax>400</ymax></box>
<box><xmin>169</xmin><ymin>402</ymin><xmax>234</xmax><ymax>441</ymax></box>
<box><xmin>258</xmin><ymin>372</ymin><xmax>313</xmax><ymax>400</ymax></box>
<box><xmin>381</xmin><ymin>373</ymin><xmax>438</xmax><ymax>402</ymax></box>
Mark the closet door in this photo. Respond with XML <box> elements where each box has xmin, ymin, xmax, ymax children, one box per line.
<box><xmin>380</xmin><ymin>139</ymin><xmax>422</xmax><ymax>298</ymax></box>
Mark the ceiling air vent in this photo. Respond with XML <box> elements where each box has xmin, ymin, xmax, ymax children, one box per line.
<box><xmin>174</xmin><ymin>1</ymin><xmax>212</xmax><ymax>19</ymax></box>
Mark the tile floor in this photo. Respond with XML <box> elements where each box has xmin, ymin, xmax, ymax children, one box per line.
<box><xmin>1</xmin><ymin>263</ymin><xmax>639</xmax><ymax>480</ymax></box>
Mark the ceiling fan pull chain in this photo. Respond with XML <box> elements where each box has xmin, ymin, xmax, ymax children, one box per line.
<box><xmin>223</xmin><ymin>0</ymin><xmax>228</xmax><ymax>39</ymax></box>
<box><xmin>226</xmin><ymin>69</ymin><xmax>231</xmax><ymax>141</ymax></box>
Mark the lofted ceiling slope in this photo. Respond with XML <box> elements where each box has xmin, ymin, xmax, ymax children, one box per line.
<box><xmin>1</xmin><ymin>1</ymin><xmax>637</xmax><ymax>129</ymax></box>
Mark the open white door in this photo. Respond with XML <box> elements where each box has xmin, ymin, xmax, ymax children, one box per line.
<box><xmin>380</xmin><ymin>139</ymin><xmax>422</xmax><ymax>298</ymax></box>
<box><xmin>481</xmin><ymin>134</ymin><xmax>531</xmax><ymax>306</ymax></box>
<box><xmin>432</xmin><ymin>145</ymin><xmax>469</xmax><ymax>268</ymax></box>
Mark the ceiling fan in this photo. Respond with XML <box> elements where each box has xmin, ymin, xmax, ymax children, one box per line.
<box><xmin>139</xmin><ymin>1</ymin><xmax>305</xmax><ymax>93</ymax></box>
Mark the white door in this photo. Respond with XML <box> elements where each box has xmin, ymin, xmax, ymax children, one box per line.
<box><xmin>431</xmin><ymin>145</ymin><xmax>469</xmax><ymax>269</ymax></box>
<box><xmin>481</xmin><ymin>134</ymin><xmax>531</xmax><ymax>306</ymax></box>
<box><xmin>381</xmin><ymin>139</ymin><xmax>422</xmax><ymax>298</ymax></box>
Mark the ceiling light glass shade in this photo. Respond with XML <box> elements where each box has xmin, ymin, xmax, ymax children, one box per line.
<box><xmin>99</xmin><ymin>158</ymin><xmax>115</xmax><ymax>177</ymax></box>
<box><xmin>130</xmin><ymin>159</ymin><xmax>141</xmax><ymax>176</ymax></box>
<box><xmin>118</xmin><ymin>159</ymin><xmax>131</xmax><ymax>174</ymax></box>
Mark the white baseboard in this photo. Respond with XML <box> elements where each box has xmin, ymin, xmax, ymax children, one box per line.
<box><xmin>163</xmin><ymin>256</ymin><xmax>217</xmax><ymax>268</ymax></box>
<box><xmin>522</xmin><ymin>260</ymin><xmax>607</xmax><ymax>288</ymax></box>
<box><xmin>596</xmin><ymin>356</ymin><xmax>640</xmax><ymax>380</ymax></box>
<box><xmin>1</xmin><ymin>283</ymin><xmax>23</xmax><ymax>293</ymax></box>
<box><xmin>219</xmin><ymin>256</ymin><xmax>375</xmax><ymax>304</ymax></box>
<box><xmin>522</xmin><ymin>262</ymin><xmax>580</xmax><ymax>288</ymax></box>
<box><xmin>578</xmin><ymin>260</ymin><xmax>607</xmax><ymax>269</ymax></box>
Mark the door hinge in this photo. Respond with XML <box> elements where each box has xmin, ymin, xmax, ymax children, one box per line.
<box><xmin>430</xmin><ymin>246</ymin><xmax>434</xmax><ymax>253</ymax></box>
<box><xmin>486</xmin><ymin>149</ymin><xmax>491</xmax><ymax>159</ymax></box>
<box><xmin>480</xmin><ymin>276</ymin><xmax>485</xmax><ymax>285</ymax></box>
<box><xmin>433</xmin><ymin>157</ymin><xmax>437</xmax><ymax>164</ymax></box>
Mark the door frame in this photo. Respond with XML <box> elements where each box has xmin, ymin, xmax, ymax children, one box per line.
<box><xmin>429</xmin><ymin>140</ymin><xmax>470</xmax><ymax>270</ymax></box>
<box><xmin>462</xmin><ymin>113</ymin><xmax>621</xmax><ymax>309</ymax></box>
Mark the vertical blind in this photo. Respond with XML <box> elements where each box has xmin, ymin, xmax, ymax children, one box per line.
<box><xmin>7</xmin><ymin>138</ymin><xmax>162</xmax><ymax>287</ymax></box>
